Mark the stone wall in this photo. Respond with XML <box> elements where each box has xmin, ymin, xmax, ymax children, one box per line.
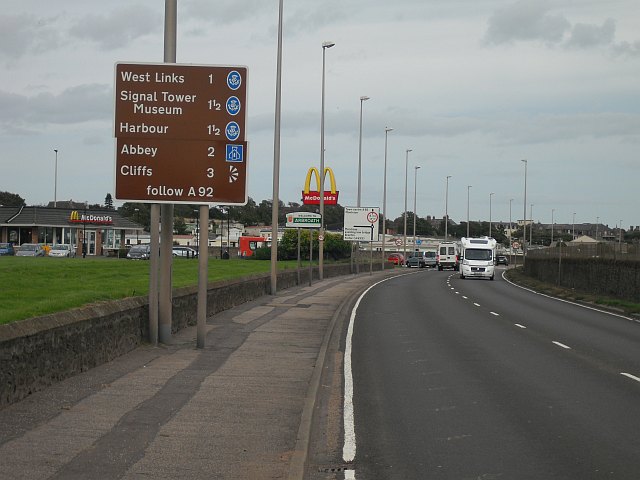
<box><xmin>0</xmin><ymin>262</ymin><xmax>383</xmax><ymax>407</ymax></box>
<box><xmin>523</xmin><ymin>256</ymin><xmax>640</xmax><ymax>303</ymax></box>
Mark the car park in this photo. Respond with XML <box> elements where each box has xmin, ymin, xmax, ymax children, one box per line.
<box><xmin>406</xmin><ymin>251</ymin><xmax>427</xmax><ymax>268</ymax></box>
<box><xmin>387</xmin><ymin>253</ymin><xmax>405</xmax><ymax>265</ymax></box>
<box><xmin>495</xmin><ymin>254</ymin><xmax>509</xmax><ymax>266</ymax></box>
<box><xmin>15</xmin><ymin>243</ymin><xmax>45</xmax><ymax>257</ymax></box>
<box><xmin>48</xmin><ymin>244</ymin><xmax>75</xmax><ymax>258</ymax></box>
<box><xmin>0</xmin><ymin>243</ymin><xmax>15</xmax><ymax>256</ymax></box>
<box><xmin>172</xmin><ymin>246</ymin><xmax>198</xmax><ymax>258</ymax></box>
<box><xmin>126</xmin><ymin>244</ymin><xmax>151</xmax><ymax>260</ymax></box>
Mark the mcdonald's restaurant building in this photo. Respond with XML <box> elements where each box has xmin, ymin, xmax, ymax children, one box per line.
<box><xmin>0</xmin><ymin>205</ymin><xmax>143</xmax><ymax>256</ymax></box>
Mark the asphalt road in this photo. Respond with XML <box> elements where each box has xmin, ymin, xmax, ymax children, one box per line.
<box><xmin>346</xmin><ymin>267</ymin><xmax>640</xmax><ymax>479</ymax></box>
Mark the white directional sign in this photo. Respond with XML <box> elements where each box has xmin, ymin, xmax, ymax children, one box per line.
<box><xmin>286</xmin><ymin>211</ymin><xmax>321</xmax><ymax>228</ymax></box>
<box><xmin>343</xmin><ymin>206</ymin><xmax>380</xmax><ymax>242</ymax></box>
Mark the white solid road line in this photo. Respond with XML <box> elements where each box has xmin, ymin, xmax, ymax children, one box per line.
<box><xmin>552</xmin><ymin>341</ymin><xmax>572</xmax><ymax>349</ymax></box>
<box><xmin>620</xmin><ymin>372</ymin><xmax>640</xmax><ymax>383</ymax></box>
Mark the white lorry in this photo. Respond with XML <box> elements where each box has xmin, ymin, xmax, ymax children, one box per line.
<box><xmin>459</xmin><ymin>236</ymin><xmax>497</xmax><ymax>280</ymax></box>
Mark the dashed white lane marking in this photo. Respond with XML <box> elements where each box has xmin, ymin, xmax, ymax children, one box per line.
<box><xmin>515</xmin><ymin>324</ymin><xmax>527</xmax><ymax>329</ymax></box>
<box><xmin>462</xmin><ymin>296</ymin><xmax>468</xmax><ymax>299</ymax></box>
<box><xmin>553</xmin><ymin>341</ymin><xmax>571</xmax><ymax>349</ymax></box>
<box><xmin>490</xmin><ymin>312</ymin><xmax>499</xmax><ymax>316</ymax></box>
<box><xmin>455</xmin><ymin>292</ymin><xmax>460</xmax><ymax>295</ymax></box>
<box><xmin>621</xmin><ymin>373</ymin><xmax>640</xmax><ymax>383</ymax></box>
<box><xmin>473</xmin><ymin>303</ymin><xmax>481</xmax><ymax>307</ymax></box>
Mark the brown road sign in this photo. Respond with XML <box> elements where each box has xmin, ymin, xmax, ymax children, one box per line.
<box><xmin>114</xmin><ymin>62</ymin><xmax>248</xmax><ymax>204</ymax></box>
<box><xmin>115</xmin><ymin>138</ymin><xmax>247</xmax><ymax>204</ymax></box>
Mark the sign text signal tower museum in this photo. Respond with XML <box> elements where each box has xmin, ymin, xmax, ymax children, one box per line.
<box><xmin>114</xmin><ymin>62</ymin><xmax>248</xmax><ymax>205</ymax></box>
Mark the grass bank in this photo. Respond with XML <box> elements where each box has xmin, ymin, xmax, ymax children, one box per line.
<box><xmin>0</xmin><ymin>256</ymin><xmax>300</xmax><ymax>325</ymax></box>
<box><xmin>505</xmin><ymin>267</ymin><xmax>640</xmax><ymax>316</ymax></box>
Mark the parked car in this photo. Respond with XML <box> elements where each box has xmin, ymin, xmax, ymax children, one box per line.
<box><xmin>127</xmin><ymin>244</ymin><xmax>151</xmax><ymax>260</ymax></box>
<box><xmin>15</xmin><ymin>243</ymin><xmax>45</xmax><ymax>257</ymax></box>
<box><xmin>406</xmin><ymin>251</ymin><xmax>427</xmax><ymax>268</ymax></box>
<box><xmin>48</xmin><ymin>244</ymin><xmax>75</xmax><ymax>258</ymax></box>
<box><xmin>495</xmin><ymin>254</ymin><xmax>509</xmax><ymax>266</ymax></box>
<box><xmin>387</xmin><ymin>253</ymin><xmax>405</xmax><ymax>265</ymax></box>
<box><xmin>172</xmin><ymin>246</ymin><xmax>198</xmax><ymax>258</ymax></box>
<box><xmin>0</xmin><ymin>243</ymin><xmax>15</xmax><ymax>256</ymax></box>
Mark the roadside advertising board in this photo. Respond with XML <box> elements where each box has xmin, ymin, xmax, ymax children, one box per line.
<box><xmin>114</xmin><ymin>62</ymin><xmax>248</xmax><ymax>204</ymax></box>
<box><xmin>286</xmin><ymin>212</ymin><xmax>322</xmax><ymax>228</ymax></box>
<box><xmin>343</xmin><ymin>207</ymin><xmax>380</xmax><ymax>242</ymax></box>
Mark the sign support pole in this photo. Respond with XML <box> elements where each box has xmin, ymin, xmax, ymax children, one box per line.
<box><xmin>297</xmin><ymin>228</ymin><xmax>301</xmax><ymax>285</ymax></box>
<box><xmin>309</xmin><ymin>231</ymin><xmax>313</xmax><ymax>287</ymax></box>
<box><xmin>158</xmin><ymin>0</ymin><xmax>177</xmax><ymax>345</ymax></box>
<box><xmin>196</xmin><ymin>205</ymin><xmax>208</xmax><ymax>348</ymax></box>
<box><xmin>149</xmin><ymin>205</ymin><xmax>159</xmax><ymax>346</ymax></box>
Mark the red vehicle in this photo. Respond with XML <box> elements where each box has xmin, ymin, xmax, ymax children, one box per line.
<box><xmin>387</xmin><ymin>253</ymin><xmax>405</xmax><ymax>265</ymax></box>
<box><xmin>238</xmin><ymin>236</ymin><xmax>269</xmax><ymax>258</ymax></box>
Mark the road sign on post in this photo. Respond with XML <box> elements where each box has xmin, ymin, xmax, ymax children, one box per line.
<box><xmin>114</xmin><ymin>62</ymin><xmax>248</xmax><ymax>204</ymax></box>
<box><xmin>286</xmin><ymin>212</ymin><xmax>322</xmax><ymax>228</ymax></box>
<box><xmin>343</xmin><ymin>206</ymin><xmax>380</xmax><ymax>242</ymax></box>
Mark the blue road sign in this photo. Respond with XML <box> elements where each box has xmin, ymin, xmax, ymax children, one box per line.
<box><xmin>226</xmin><ymin>144</ymin><xmax>244</xmax><ymax>162</ymax></box>
<box><xmin>225</xmin><ymin>121</ymin><xmax>240</xmax><ymax>141</ymax></box>
<box><xmin>226</xmin><ymin>96</ymin><xmax>241</xmax><ymax>116</ymax></box>
<box><xmin>227</xmin><ymin>71</ymin><xmax>242</xmax><ymax>90</ymax></box>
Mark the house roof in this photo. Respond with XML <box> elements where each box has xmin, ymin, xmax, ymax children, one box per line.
<box><xmin>0</xmin><ymin>206</ymin><xmax>143</xmax><ymax>230</ymax></box>
<box><xmin>568</xmin><ymin>235</ymin><xmax>598</xmax><ymax>244</ymax></box>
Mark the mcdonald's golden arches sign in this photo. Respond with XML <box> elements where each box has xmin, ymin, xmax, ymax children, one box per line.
<box><xmin>302</xmin><ymin>167</ymin><xmax>339</xmax><ymax>205</ymax></box>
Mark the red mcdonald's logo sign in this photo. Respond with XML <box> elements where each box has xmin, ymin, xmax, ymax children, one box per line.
<box><xmin>302</xmin><ymin>167</ymin><xmax>339</xmax><ymax>205</ymax></box>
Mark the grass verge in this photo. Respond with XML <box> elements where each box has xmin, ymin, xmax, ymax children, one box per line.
<box><xmin>504</xmin><ymin>267</ymin><xmax>640</xmax><ymax>316</ymax></box>
<box><xmin>0</xmin><ymin>256</ymin><xmax>300</xmax><ymax>325</ymax></box>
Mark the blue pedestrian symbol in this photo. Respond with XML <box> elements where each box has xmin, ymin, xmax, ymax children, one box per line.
<box><xmin>225</xmin><ymin>121</ymin><xmax>240</xmax><ymax>141</ymax></box>
<box><xmin>226</xmin><ymin>96</ymin><xmax>241</xmax><ymax>116</ymax></box>
<box><xmin>226</xmin><ymin>144</ymin><xmax>244</xmax><ymax>163</ymax></box>
<box><xmin>227</xmin><ymin>71</ymin><xmax>242</xmax><ymax>90</ymax></box>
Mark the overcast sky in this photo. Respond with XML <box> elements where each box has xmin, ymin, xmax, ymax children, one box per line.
<box><xmin>2</xmin><ymin>0</ymin><xmax>639</xmax><ymax>229</ymax></box>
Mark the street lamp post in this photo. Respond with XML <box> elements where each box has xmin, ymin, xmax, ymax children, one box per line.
<box><xmin>355</xmin><ymin>95</ymin><xmax>370</xmax><ymax>275</ymax></box>
<box><xmin>445</xmin><ymin>175</ymin><xmax>452</xmax><ymax>240</ymax></box>
<box><xmin>413</xmin><ymin>165</ymin><xmax>421</xmax><ymax>250</ymax></box>
<box><xmin>54</xmin><ymin>149</ymin><xmax>58</xmax><ymax>208</ymax></box>
<box><xmin>596</xmin><ymin>216</ymin><xmax>599</xmax><ymax>241</ymax></box>
<box><xmin>357</xmin><ymin>96</ymin><xmax>370</xmax><ymax>207</ymax></box>
<box><xmin>551</xmin><ymin>208</ymin><xmax>555</xmax><ymax>245</ymax></box>
<box><xmin>467</xmin><ymin>186</ymin><xmax>472</xmax><ymax>237</ymax></box>
<box><xmin>318</xmin><ymin>40</ymin><xmax>335</xmax><ymax>281</ymax></box>
<box><xmin>381</xmin><ymin>127</ymin><xmax>393</xmax><ymax>269</ymax></box>
<box><xmin>489</xmin><ymin>192</ymin><xmax>494</xmax><ymax>237</ymax></box>
<box><xmin>572</xmin><ymin>212</ymin><xmax>576</xmax><ymax>240</ymax></box>
<box><xmin>509</xmin><ymin>198</ymin><xmax>513</xmax><ymax>248</ymax></box>
<box><xmin>403</xmin><ymin>148</ymin><xmax>412</xmax><ymax>261</ymax></box>
<box><xmin>521</xmin><ymin>159</ymin><xmax>528</xmax><ymax>257</ymax></box>
<box><xmin>530</xmin><ymin>204</ymin><xmax>534</xmax><ymax>246</ymax></box>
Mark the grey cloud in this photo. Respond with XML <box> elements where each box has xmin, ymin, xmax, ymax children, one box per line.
<box><xmin>483</xmin><ymin>1</ymin><xmax>570</xmax><ymax>46</ymax></box>
<box><xmin>69</xmin><ymin>5</ymin><xmax>161</xmax><ymax>50</ymax></box>
<box><xmin>182</xmin><ymin>0</ymin><xmax>270</xmax><ymax>24</ymax></box>
<box><xmin>566</xmin><ymin>18</ymin><xmax>616</xmax><ymax>49</ymax></box>
<box><xmin>0</xmin><ymin>84</ymin><xmax>111</xmax><ymax>133</ymax></box>
<box><xmin>0</xmin><ymin>13</ymin><xmax>61</xmax><ymax>60</ymax></box>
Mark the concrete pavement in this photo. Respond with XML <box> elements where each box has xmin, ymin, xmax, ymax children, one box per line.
<box><xmin>0</xmin><ymin>270</ymin><xmax>398</xmax><ymax>480</ymax></box>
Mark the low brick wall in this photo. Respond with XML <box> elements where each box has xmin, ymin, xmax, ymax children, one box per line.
<box><xmin>524</xmin><ymin>256</ymin><xmax>640</xmax><ymax>303</ymax></box>
<box><xmin>0</xmin><ymin>262</ymin><xmax>383</xmax><ymax>408</ymax></box>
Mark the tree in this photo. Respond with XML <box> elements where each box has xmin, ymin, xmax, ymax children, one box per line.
<box><xmin>0</xmin><ymin>191</ymin><xmax>26</xmax><ymax>207</ymax></box>
<box><xmin>104</xmin><ymin>193</ymin><xmax>114</xmax><ymax>210</ymax></box>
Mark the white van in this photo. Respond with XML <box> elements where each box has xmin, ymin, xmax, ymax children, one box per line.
<box><xmin>460</xmin><ymin>237</ymin><xmax>497</xmax><ymax>280</ymax></box>
<box><xmin>437</xmin><ymin>241</ymin><xmax>460</xmax><ymax>271</ymax></box>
